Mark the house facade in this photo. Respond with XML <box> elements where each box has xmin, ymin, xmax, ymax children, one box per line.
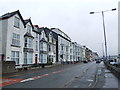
<box><xmin>51</xmin><ymin>28</ymin><xmax>71</xmax><ymax>64</ymax></box>
<box><xmin>71</xmin><ymin>42</ymin><xmax>83</xmax><ymax>63</ymax></box>
<box><xmin>0</xmin><ymin>10</ymin><xmax>26</xmax><ymax>65</ymax></box>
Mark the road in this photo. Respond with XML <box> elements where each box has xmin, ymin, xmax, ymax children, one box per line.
<box><xmin>1</xmin><ymin>61</ymin><xmax>119</xmax><ymax>88</ymax></box>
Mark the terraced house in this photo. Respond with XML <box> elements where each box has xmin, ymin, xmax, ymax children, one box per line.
<box><xmin>0</xmin><ymin>10</ymin><xmax>26</xmax><ymax>65</ymax></box>
<box><xmin>0</xmin><ymin>10</ymin><xmax>98</xmax><ymax>69</ymax></box>
<box><xmin>0</xmin><ymin>10</ymin><xmax>57</xmax><ymax>67</ymax></box>
<box><xmin>51</xmin><ymin>28</ymin><xmax>71</xmax><ymax>64</ymax></box>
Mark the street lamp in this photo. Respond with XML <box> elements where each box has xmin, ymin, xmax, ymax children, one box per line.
<box><xmin>90</xmin><ymin>8</ymin><xmax>116</xmax><ymax>60</ymax></box>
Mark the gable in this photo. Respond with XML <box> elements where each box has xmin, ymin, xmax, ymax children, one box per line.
<box><xmin>1</xmin><ymin>10</ymin><xmax>26</xmax><ymax>28</ymax></box>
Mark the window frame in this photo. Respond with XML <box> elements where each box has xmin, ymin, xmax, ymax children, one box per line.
<box><xmin>11</xmin><ymin>51</ymin><xmax>19</xmax><ymax>65</ymax></box>
<box><xmin>14</xmin><ymin>16</ymin><xmax>20</xmax><ymax>28</ymax></box>
<box><xmin>24</xmin><ymin>37</ymin><xmax>33</xmax><ymax>48</ymax></box>
<box><xmin>12</xmin><ymin>33</ymin><xmax>20</xmax><ymax>46</ymax></box>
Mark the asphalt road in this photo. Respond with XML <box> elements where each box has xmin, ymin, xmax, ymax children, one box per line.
<box><xmin>2</xmin><ymin>61</ymin><xmax>119</xmax><ymax>88</ymax></box>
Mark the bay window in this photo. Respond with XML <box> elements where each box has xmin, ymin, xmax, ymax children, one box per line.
<box><xmin>40</xmin><ymin>54</ymin><xmax>47</xmax><ymax>63</ymax></box>
<box><xmin>27</xmin><ymin>25</ymin><xmax>31</xmax><ymax>33</ymax></box>
<box><xmin>40</xmin><ymin>42</ymin><xmax>47</xmax><ymax>51</ymax></box>
<box><xmin>24</xmin><ymin>52</ymin><xmax>33</xmax><ymax>64</ymax></box>
<box><xmin>24</xmin><ymin>37</ymin><xmax>33</xmax><ymax>48</ymax></box>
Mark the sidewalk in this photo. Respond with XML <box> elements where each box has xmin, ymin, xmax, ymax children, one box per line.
<box><xmin>94</xmin><ymin>61</ymin><xmax>119</xmax><ymax>88</ymax></box>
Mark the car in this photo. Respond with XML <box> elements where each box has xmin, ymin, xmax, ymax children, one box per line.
<box><xmin>83</xmin><ymin>60</ymin><xmax>88</xmax><ymax>63</ymax></box>
<box><xmin>95</xmin><ymin>59</ymin><xmax>101</xmax><ymax>63</ymax></box>
<box><xmin>96</xmin><ymin>60</ymin><xmax>101</xmax><ymax>63</ymax></box>
<box><xmin>113</xmin><ymin>62</ymin><xmax>120</xmax><ymax>67</ymax></box>
<box><xmin>110</xmin><ymin>62</ymin><xmax>116</xmax><ymax>65</ymax></box>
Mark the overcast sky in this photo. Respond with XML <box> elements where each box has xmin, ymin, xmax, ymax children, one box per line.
<box><xmin>0</xmin><ymin>0</ymin><xmax>119</xmax><ymax>56</ymax></box>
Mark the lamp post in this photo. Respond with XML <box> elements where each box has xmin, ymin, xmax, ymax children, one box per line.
<box><xmin>90</xmin><ymin>8</ymin><xmax>116</xmax><ymax>60</ymax></box>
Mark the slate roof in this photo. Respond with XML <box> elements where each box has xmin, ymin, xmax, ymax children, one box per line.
<box><xmin>24</xmin><ymin>19</ymin><xmax>34</xmax><ymax>29</ymax></box>
<box><xmin>44</xmin><ymin>27</ymin><xmax>51</xmax><ymax>37</ymax></box>
<box><xmin>40</xmin><ymin>38</ymin><xmax>47</xmax><ymax>43</ymax></box>
<box><xmin>44</xmin><ymin>27</ymin><xmax>58</xmax><ymax>41</ymax></box>
<box><xmin>24</xmin><ymin>32</ymin><xmax>34</xmax><ymax>38</ymax></box>
<box><xmin>0</xmin><ymin>10</ymin><xmax>26</xmax><ymax>27</ymax></box>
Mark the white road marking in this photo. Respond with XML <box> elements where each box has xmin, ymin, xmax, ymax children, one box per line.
<box><xmin>88</xmin><ymin>83</ymin><xmax>92</xmax><ymax>87</ymax></box>
<box><xmin>20</xmin><ymin>78</ymin><xmax>34</xmax><ymax>82</ymax></box>
<box><xmin>87</xmin><ymin>79</ymin><xmax>94</xmax><ymax>82</ymax></box>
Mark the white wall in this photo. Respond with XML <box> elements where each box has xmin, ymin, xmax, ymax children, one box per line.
<box><xmin>5</xmin><ymin>14</ymin><xmax>25</xmax><ymax>65</ymax></box>
<box><xmin>0</xmin><ymin>19</ymin><xmax>2</xmax><ymax>60</ymax></box>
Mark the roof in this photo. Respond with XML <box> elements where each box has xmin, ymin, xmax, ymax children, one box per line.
<box><xmin>24</xmin><ymin>32</ymin><xmax>34</xmax><ymax>38</ymax></box>
<box><xmin>34</xmin><ymin>25</ymin><xmax>40</xmax><ymax>28</ymax></box>
<box><xmin>24</xmin><ymin>19</ymin><xmax>34</xmax><ymax>29</ymax></box>
<box><xmin>0</xmin><ymin>10</ymin><xmax>26</xmax><ymax>27</ymax></box>
<box><xmin>44</xmin><ymin>27</ymin><xmax>58</xmax><ymax>41</ymax></box>
<box><xmin>44</xmin><ymin>27</ymin><xmax>51</xmax><ymax>38</ymax></box>
<box><xmin>40</xmin><ymin>38</ymin><xmax>47</xmax><ymax>43</ymax></box>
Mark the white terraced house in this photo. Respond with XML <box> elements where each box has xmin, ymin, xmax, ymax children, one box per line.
<box><xmin>0</xmin><ymin>10</ymin><xmax>26</xmax><ymax>65</ymax></box>
<box><xmin>51</xmin><ymin>28</ymin><xmax>71</xmax><ymax>64</ymax></box>
<box><xmin>0</xmin><ymin>10</ymin><xmax>36</xmax><ymax>67</ymax></box>
<box><xmin>0</xmin><ymin>10</ymin><xmax>58</xmax><ymax>67</ymax></box>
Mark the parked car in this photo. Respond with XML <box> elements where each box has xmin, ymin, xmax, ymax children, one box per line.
<box><xmin>83</xmin><ymin>60</ymin><xmax>88</xmax><ymax>63</ymax></box>
<box><xmin>113</xmin><ymin>62</ymin><xmax>120</xmax><ymax>67</ymax></box>
<box><xmin>95</xmin><ymin>59</ymin><xmax>101</xmax><ymax>63</ymax></box>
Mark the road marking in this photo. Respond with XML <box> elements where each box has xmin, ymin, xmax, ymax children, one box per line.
<box><xmin>87</xmin><ymin>79</ymin><xmax>94</xmax><ymax>82</ymax></box>
<box><xmin>20</xmin><ymin>65</ymin><xmax>82</xmax><ymax>83</ymax></box>
<box><xmin>21</xmin><ymin>74</ymin><xmax>49</xmax><ymax>83</ymax></box>
<box><xmin>52</xmin><ymin>71</ymin><xmax>62</xmax><ymax>74</ymax></box>
<box><xmin>20</xmin><ymin>78</ymin><xmax>34</xmax><ymax>82</ymax></box>
<box><xmin>88</xmin><ymin>83</ymin><xmax>92</xmax><ymax>87</ymax></box>
<box><xmin>98</xmin><ymin>69</ymin><xmax>101</xmax><ymax>75</ymax></box>
<box><xmin>0</xmin><ymin>78</ymin><xmax>23</xmax><ymax>87</ymax></box>
<box><xmin>2</xmin><ymin>64</ymin><xmax>82</xmax><ymax>86</ymax></box>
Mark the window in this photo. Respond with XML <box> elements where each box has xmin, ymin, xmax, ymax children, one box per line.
<box><xmin>24</xmin><ymin>52</ymin><xmax>33</xmax><ymax>64</ymax></box>
<box><xmin>29</xmin><ymin>38</ymin><xmax>32</xmax><ymax>48</ymax></box>
<box><xmin>14</xmin><ymin>16</ymin><xmax>20</xmax><ymax>28</ymax></box>
<box><xmin>36</xmin><ymin>41</ymin><xmax>38</xmax><ymax>51</ymax></box>
<box><xmin>11</xmin><ymin>51</ymin><xmax>19</xmax><ymax>65</ymax></box>
<box><xmin>66</xmin><ymin>46</ymin><xmax>68</xmax><ymax>52</ymax></box>
<box><xmin>49</xmin><ymin>34</ymin><xmax>52</xmax><ymax>42</ymax></box>
<box><xmin>24</xmin><ymin>53</ymin><xmax>27</xmax><ymax>64</ymax></box>
<box><xmin>61</xmin><ymin>45</ymin><xmax>63</xmax><ymax>51</ymax></box>
<box><xmin>70</xmin><ymin>55</ymin><xmax>72</xmax><ymax>60</ymax></box>
<box><xmin>53</xmin><ymin>46</ymin><xmax>56</xmax><ymax>53</ymax></box>
<box><xmin>70</xmin><ymin>49</ymin><xmax>72</xmax><ymax>53</ymax></box>
<box><xmin>27</xmin><ymin>25</ymin><xmax>31</xmax><ymax>33</ymax></box>
<box><xmin>40</xmin><ymin>42</ymin><xmax>47</xmax><ymax>51</ymax></box>
<box><xmin>36</xmin><ymin>33</ymin><xmax>38</xmax><ymax>38</ymax></box>
<box><xmin>12</xmin><ymin>33</ymin><xmax>20</xmax><ymax>46</ymax></box>
<box><xmin>48</xmin><ymin>45</ymin><xmax>51</xmax><ymax>52</ymax></box>
<box><xmin>40</xmin><ymin>54</ymin><xmax>47</xmax><ymax>63</ymax></box>
<box><xmin>24</xmin><ymin>38</ymin><xmax>33</xmax><ymax>48</ymax></box>
<box><xmin>27</xmin><ymin>53</ymin><xmax>33</xmax><ymax>64</ymax></box>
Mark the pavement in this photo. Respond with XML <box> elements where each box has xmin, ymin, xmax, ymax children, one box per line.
<box><xmin>95</xmin><ymin>61</ymin><xmax>119</xmax><ymax>88</ymax></box>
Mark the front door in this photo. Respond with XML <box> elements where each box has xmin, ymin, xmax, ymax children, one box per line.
<box><xmin>35</xmin><ymin>54</ymin><xmax>38</xmax><ymax>64</ymax></box>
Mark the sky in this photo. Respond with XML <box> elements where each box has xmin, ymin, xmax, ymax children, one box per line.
<box><xmin>0</xmin><ymin>0</ymin><xmax>119</xmax><ymax>56</ymax></box>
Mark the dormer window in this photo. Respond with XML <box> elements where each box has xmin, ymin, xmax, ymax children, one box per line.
<box><xmin>14</xmin><ymin>16</ymin><xmax>20</xmax><ymax>28</ymax></box>
<box><xmin>27</xmin><ymin>25</ymin><xmax>31</xmax><ymax>33</ymax></box>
